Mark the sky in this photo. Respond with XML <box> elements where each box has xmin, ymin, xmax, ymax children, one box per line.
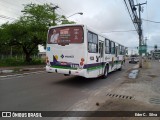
<box><xmin>0</xmin><ymin>0</ymin><xmax>160</xmax><ymax>54</ymax></box>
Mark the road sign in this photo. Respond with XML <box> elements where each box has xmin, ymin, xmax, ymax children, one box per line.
<box><xmin>139</xmin><ymin>45</ymin><xmax>147</xmax><ymax>54</ymax></box>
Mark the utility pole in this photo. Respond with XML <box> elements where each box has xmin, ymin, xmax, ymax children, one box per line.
<box><xmin>124</xmin><ymin>0</ymin><xmax>147</xmax><ymax>68</ymax></box>
<box><xmin>134</xmin><ymin>2</ymin><xmax>147</xmax><ymax>68</ymax></box>
<box><xmin>52</xmin><ymin>5</ymin><xmax>59</xmax><ymax>25</ymax></box>
<box><xmin>145</xmin><ymin>37</ymin><xmax>148</xmax><ymax>56</ymax></box>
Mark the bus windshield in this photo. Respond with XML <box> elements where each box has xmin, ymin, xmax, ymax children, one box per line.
<box><xmin>48</xmin><ymin>26</ymin><xmax>84</xmax><ymax>45</ymax></box>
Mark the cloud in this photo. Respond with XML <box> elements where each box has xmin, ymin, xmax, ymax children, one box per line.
<box><xmin>148</xmin><ymin>33</ymin><xmax>160</xmax><ymax>46</ymax></box>
<box><xmin>0</xmin><ymin>0</ymin><xmax>160</xmax><ymax>52</ymax></box>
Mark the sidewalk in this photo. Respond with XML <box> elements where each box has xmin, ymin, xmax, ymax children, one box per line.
<box><xmin>83</xmin><ymin>60</ymin><xmax>160</xmax><ymax>119</ymax></box>
<box><xmin>0</xmin><ymin>65</ymin><xmax>45</xmax><ymax>76</ymax></box>
<box><xmin>60</xmin><ymin>60</ymin><xmax>159</xmax><ymax>120</ymax></box>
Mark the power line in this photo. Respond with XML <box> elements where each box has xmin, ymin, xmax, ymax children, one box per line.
<box><xmin>58</xmin><ymin>6</ymin><xmax>68</xmax><ymax>15</ymax></box>
<box><xmin>102</xmin><ymin>30</ymin><xmax>136</xmax><ymax>33</ymax></box>
<box><xmin>0</xmin><ymin>0</ymin><xmax>57</xmax><ymax>20</ymax></box>
<box><xmin>127</xmin><ymin>46</ymin><xmax>159</xmax><ymax>48</ymax></box>
<box><xmin>123</xmin><ymin>0</ymin><xmax>138</xmax><ymax>34</ymax></box>
<box><xmin>0</xmin><ymin>0</ymin><xmax>68</xmax><ymax>24</ymax></box>
<box><xmin>142</xmin><ymin>18</ymin><xmax>160</xmax><ymax>23</ymax></box>
<box><xmin>0</xmin><ymin>0</ymin><xmax>52</xmax><ymax>23</ymax></box>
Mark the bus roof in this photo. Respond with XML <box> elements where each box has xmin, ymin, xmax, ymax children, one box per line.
<box><xmin>49</xmin><ymin>24</ymin><xmax>84</xmax><ymax>29</ymax></box>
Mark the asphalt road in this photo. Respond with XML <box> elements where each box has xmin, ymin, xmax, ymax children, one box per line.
<box><xmin>0</xmin><ymin>62</ymin><xmax>135</xmax><ymax>112</ymax></box>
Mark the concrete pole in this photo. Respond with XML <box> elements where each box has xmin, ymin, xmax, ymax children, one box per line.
<box><xmin>138</xmin><ymin>4</ymin><xmax>142</xmax><ymax>68</ymax></box>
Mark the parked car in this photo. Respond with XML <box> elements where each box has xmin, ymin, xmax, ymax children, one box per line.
<box><xmin>129</xmin><ymin>55</ymin><xmax>139</xmax><ymax>63</ymax></box>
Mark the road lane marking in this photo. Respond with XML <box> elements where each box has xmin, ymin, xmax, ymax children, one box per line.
<box><xmin>0</xmin><ymin>76</ymin><xmax>24</xmax><ymax>80</ymax></box>
<box><xmin>0</xmin><ymin>71</ymin><xmax>45</xmax><ymax>80</ymax></box>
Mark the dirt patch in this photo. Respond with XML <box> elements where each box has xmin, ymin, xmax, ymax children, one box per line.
<box><xmin>97</xmin><ymin>98</ymin><xmax>159</xmax><ymax>111</ymax></box>
<box><xmin>84</xmin><ymin>99</ymin><xmax>160</xmax><ymax>120</ymax></box>
<box><xmin>148</xmin><ymin>75</ymin><xmax>157</xmax><ymax>78</ymax></box>
<box><xmin>143</xmin><ymin>61</ymin><xmax>151</xmax><ymax>69</ymax></box>
<box><xmin>121</xmin><ymin>80</ymin><xmax>136</xmax><ymax>84</ymax></box>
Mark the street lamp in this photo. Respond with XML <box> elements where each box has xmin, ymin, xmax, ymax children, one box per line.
<box><xmin>57</xmin><ymin>12</ymin><xmax>83</xmax><ymax>24</ymax></box>
<box><xmin>66</xmin><ymin>12</ymin><xmax>83</xmax><ymax>18</ymax></box>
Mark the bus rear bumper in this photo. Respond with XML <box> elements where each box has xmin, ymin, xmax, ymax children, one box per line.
<box><xmin>46</xmin><ymin>66</ymin><xmax>86</xmax><ymax>77</ymax></box>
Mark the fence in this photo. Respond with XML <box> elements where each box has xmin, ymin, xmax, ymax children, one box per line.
<box><xmin>0</xmin><ymin>54</ymin><xmax>41</xmax><ymax>60</ymax></box>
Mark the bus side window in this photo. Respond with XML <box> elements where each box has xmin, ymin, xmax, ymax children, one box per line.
<box><xmin>118</xmin><ymin>46</ymin><xmax>120</xmax><ymax>55</ymax></box>
<box><xmin>105</xmin><ymin>39</ymin><xmax>110</xmax><ymax>54</ymax></box>
<box><xmin>87</xmin><ymin>31</ymin><xmax>98</xmax><ymax>53</ymax></box>
<box><xmin>111</xmin><ymin>41</ymin><xmax>115</xmax><ymax>54</ymax></box>
<box><xmin>122</xmin><ymin>46</ymin><xmax>125</xmax><ymax>55</ymax></box>
<box><xmin>88</xmin><ymin>32</ymin><xmax>92</xmax><ymax>43</ymax></box>
<box><xmin>119</xmin><ymin>45</ymin><xmax>122</xmax><ymax>55</ymax></box>
<box><xmin>115</xmin><ymin>46</ymin><xmax>118</xmax><ymax>57</ymax></box>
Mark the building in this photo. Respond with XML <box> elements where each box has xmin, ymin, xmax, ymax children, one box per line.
<box><xmin>151</xmin><ymin>50</ymin><xmax>160</xmax><ymax>59</ymax></box>
<box><xmin>38</xmin><ymin>52</ymin><xmax>46</xmax><ymax>59</ymax></box>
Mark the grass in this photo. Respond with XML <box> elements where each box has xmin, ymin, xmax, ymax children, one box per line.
<box><xmin>0</xmin><ymin>57</ymin><xmax>45</xmax><ymax>67</ymax></box>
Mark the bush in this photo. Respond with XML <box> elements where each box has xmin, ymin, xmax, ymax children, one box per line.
<box><xmin>0</xmin><ymin>57</ymin><xmax>45</xmax><ymax>67</ymax></box>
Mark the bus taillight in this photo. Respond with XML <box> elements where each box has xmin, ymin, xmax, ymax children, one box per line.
<box><xmin>80</xmin><ymin>58</ymin><xmax>85</xmax><ymax>66</ymax></box>
<box><xmin>80</xmin><ymin>61</ymin><xmax>83</xmax><ymax>66</ymax></box>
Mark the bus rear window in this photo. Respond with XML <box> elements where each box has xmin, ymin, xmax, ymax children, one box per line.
<box><xmin>48</xmin><ymin>26</ymin><xmax>83</xmax><ymax>45</ymax></box>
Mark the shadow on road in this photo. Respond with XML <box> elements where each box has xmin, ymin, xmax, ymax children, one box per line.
<box><xmin>53</xmin><ymin>76</ymin><xmax>102</xmax><ymax>87</ymax></box>
<box><xmin>51</xmin><ymin>71</ymin><xmax>121</xmax><ymax>88</ymax></box>
<box><xmin>47</xmin><ymin>66</ymin><xmax>126</xmax><ymax>90</ymax></box>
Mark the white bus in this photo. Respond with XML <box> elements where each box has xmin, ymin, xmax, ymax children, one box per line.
<box><xmin>46</xmin><ymin>24</ymin><xmax>126</xmax><ymax>78</ymax></box>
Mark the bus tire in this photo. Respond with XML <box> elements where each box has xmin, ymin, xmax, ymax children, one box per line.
<box><xmin>102</xmin><ymin>65</ymin><xmax>109</xmax><ymax>79</ymax></box>
<box><xmin>64</xmin><ymin>74</ymin><xmax>70</xmax><ymax>76</ymax></box>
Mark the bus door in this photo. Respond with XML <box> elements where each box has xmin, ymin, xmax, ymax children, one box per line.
<box><xmin>98</xmin><ymin>41</ymin><xmax>104</xmax><ymax>75</ymax></box>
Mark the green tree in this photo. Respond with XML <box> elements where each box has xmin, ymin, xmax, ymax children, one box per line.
<box><xmin>0</xmin><ymin>23</ymin><xmax>15</xmax><ymax>58</ymax></box>
<box><xmin>60</xmin><ymin>15</ymin><xmax>76</xmax><ymax>24</ymax></box>
<box><xmin>0</xmin><ymin>4</ymin><xmax>57</xmax><ymax>62</ymax></box>
<box><xmin>0</xmin><ymin>3</ymin><xmax>76</xmax><ymax>63</ymax></box>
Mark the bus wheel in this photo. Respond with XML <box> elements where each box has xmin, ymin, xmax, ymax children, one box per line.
<box><xmin>102</xmin><ymin>65</ymin><xmax>109</xmax><ymax>79</ymax></box>
<box><xmin>64</xmin><ymin>74</ymin><xmax>70</xmax><ymax>76</ymax></box>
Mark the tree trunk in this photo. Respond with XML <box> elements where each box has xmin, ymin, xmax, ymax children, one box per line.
<box><xmin>25</xmin><ymin>53</ymin><xmax>32</xmax><ymax>63</ymax></box>
<box><xmin>23</xmin><ymin>46</ymin><xmax>32</xmax><ymax>63</ymax></box>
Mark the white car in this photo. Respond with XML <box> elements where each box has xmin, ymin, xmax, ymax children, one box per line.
<box><xmin>129</xmin><ymin>56</ymin><xmax>139</xmax><ymax>63</ymax></box>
